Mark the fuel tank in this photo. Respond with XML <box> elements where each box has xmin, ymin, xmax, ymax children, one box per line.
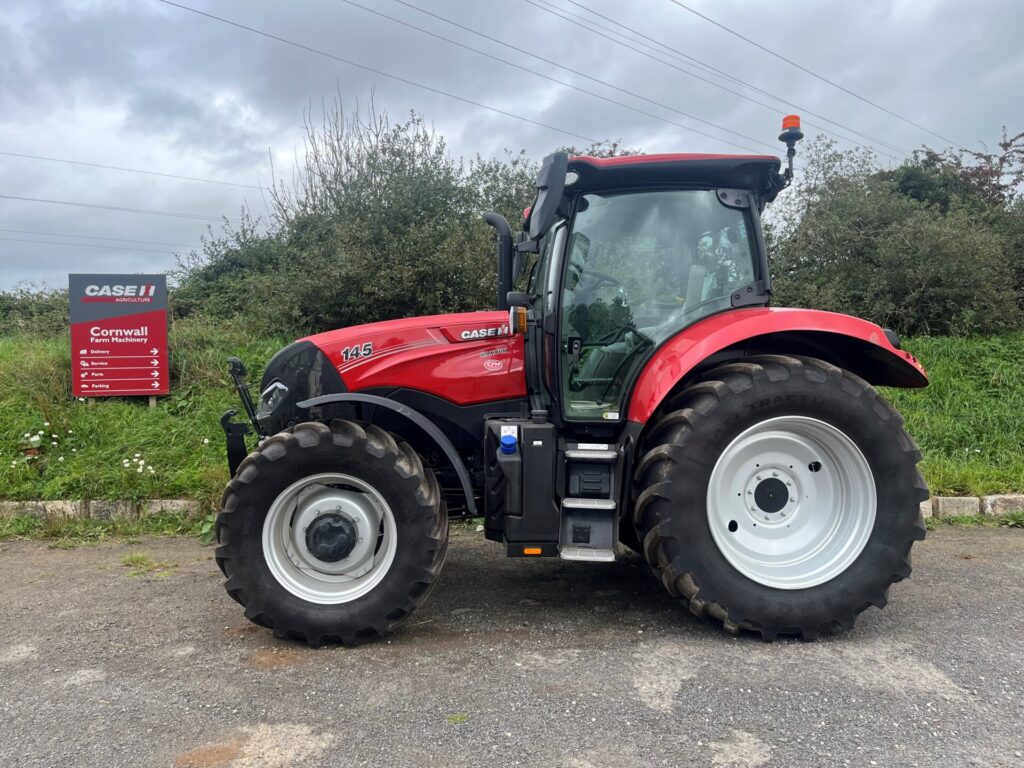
<box><xmin>302</xmin><ymin>311</ymin><xmax>526</xmax><ymax>405</ymax></box>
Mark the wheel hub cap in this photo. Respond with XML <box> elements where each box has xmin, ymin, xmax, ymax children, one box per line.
<box><xmin>305</xmin><ymin>513</ymin><xmax>358</xmax><ymax>562</ymax></box>
<box><xmin>753</xmin><ymin>477</ymin><xmax>789</xmax><ymax>515</ymax></box>
<box><xmin>707</xmin><ymin>415</ymin><xmax>876</xmax><ymax>590</ymax></box>
<box><xmin>261</xmin><ymin>473</ymin><xmax>398</xmax><ymax>605</ymax></box>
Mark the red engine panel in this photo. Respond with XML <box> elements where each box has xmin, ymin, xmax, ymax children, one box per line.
<box><xmin>303</xmin><ymin>311</ymin><xmax>526</xmax><ymax>405</ymax></box>
<box><xmin>628</xmin><ymin>308</ymin><xmax>928</xmax><ymax>424</ymax></box>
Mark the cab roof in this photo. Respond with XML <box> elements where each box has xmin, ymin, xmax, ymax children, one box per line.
<box><xmin>567</xmin><ymin>153</ymin><xmax>783</xmax><ymax>199</ymax></box>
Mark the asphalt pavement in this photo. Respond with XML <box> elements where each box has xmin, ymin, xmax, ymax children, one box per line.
<box><xmin>1</xmin><ymin>526</ymin><xmax>1022</xmax><ymax>767</ymax></box>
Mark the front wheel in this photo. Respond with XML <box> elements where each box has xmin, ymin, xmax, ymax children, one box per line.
<box><xmin>216</xmin><ymin>420</ymin><xmax>447</xmax><ymax>646</ymax></box>
<box><xmin>633</xmin><ymin>355</ymin><xmax>928</xmax><ymax>640</ymax></box>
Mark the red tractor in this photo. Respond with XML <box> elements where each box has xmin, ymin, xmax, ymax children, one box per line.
<box><xmin>218</xmin><ymin>118</ymin><xmax>928</xmax><ymax>645</ymax></box>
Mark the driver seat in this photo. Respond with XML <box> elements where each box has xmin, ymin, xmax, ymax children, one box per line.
<box><xmin>684</xmin><ymin>264</ymin><xmax>706</xmax><ymax>308</ymax></box>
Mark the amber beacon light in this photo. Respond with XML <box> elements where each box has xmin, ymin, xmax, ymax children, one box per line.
<box><xmin>778</xmin><ymin>114</ymin><xmax>804</xmax><ymax>182</ymax></box>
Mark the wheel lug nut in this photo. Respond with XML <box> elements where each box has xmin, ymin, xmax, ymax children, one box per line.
<box><xmin>790</xmin><ymin>497</ymin><xmax>796</xmax><ymax>502</ymax></box>
<box><xmin>772</xmin><ymin>471</ymin><xmax>778</xmax><ymax>477</ymax></box>
<box><xmin>756</xmin><ymin>475</ymin><xmax>762</xmax><ymax>481</ymax></box>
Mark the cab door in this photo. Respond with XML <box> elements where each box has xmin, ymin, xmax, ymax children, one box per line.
<box><xmin>558</xmin><ymin>188</ymin><xmax>762</xmax><ymax>423</ymax></box>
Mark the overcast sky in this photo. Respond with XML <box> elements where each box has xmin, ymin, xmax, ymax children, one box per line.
<box><xmin>1</xmin><ymin>0</ymin><xmax>1022</xmax><ymax>290</ymax></box>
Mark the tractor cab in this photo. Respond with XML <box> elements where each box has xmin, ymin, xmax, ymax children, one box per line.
<box><xmin>514</xmin><ymin>153</ymin><xmax>783</xmax><ymax>428</ymax></box>
<box><xmin>478</xmin><ymin>151</ymin><xmax>790</xmax><ymax>562</ymax></box>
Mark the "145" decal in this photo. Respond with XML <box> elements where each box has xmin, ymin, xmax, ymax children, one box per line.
<box><xmin>341</xmin><ymin>342</ymin><xmax>373</xmax><ymax>361</ymax></box>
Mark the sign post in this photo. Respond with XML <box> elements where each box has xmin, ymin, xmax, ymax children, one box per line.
<box><xmin>69</xmin><ymin>274</ymin><xmax>170</xmax><ymax>398</ymax></box>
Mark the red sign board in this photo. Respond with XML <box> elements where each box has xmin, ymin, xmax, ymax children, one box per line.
<box><xmin>69</xmin><ymin>274</ymin><xmax>169</xmax><ymax>397</ymax></box>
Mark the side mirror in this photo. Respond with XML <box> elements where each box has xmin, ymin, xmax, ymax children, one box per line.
<box><xmin>529</xmin><ymin>152</ymin><xmax>569</xmax><ymax>240</ymax></box>
<box><xmin>506</xmin><ymin>291</ymin><xmax>531</xmax><ymax>308</ymax></box>
<box><xmin>511</xmin><ymin>250</ymin><xmax>525</xmax><ymax>282</ymax></box>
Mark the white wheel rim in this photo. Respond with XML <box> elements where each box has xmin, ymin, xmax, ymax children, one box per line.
<box><xmin>707</xmin><ymin>415</ymin><xmax>876</xmax><ymax>590</ymax></box>
<box><xmin>262</xmin><ymin>472</ymin><xmax>397</xmax><ymax>604</ymax></box>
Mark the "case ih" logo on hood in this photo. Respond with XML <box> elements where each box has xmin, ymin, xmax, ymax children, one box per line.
<box><xmin>459</xmin><ymin>325</ymin><xmax>509</xmax><ymax>340</ymax></box>
<box><xmin>82</xmin><ymin>284</ymin><xmax>158</xmax><ymax>303</ymax></box>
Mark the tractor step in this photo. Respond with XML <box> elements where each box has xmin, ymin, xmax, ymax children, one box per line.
<box><xmin>561</xmin><ymin>497</ymin><xmax>616</xmax><ymax>510</ymax></box>
<box><xmin>559</xmin><ymin>546</ymin><xmax>616</xmax><ymax>562</ymax></box>
<box><xmin>564</xmin><ymin>448</ymin><xmax>617</xmax><ymax>461</ymax></box>
<box><xmin>559</xmin><ymin>498</ymin><xmax>617</xmax><ymax>562</ymax></box>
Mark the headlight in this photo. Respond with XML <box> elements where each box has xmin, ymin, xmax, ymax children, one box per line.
<box><xmin>257</xmin><ymin>381</ymin><xmax>289</xmax><ymax>417</ymax></box>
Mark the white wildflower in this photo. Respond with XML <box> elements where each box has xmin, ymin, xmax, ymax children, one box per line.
<box><xmin>29</xmin><ymin>435</ymin><xmax>41</xmax><ymax>443</ymax></box>
<box><xmin>202</xmin><ymin>438</ymin><xmax>210</xmax><ymax>445</ymax></box>
<box><xmin>51</xmin><ymin>441</ymin><xmax>57</xmax><ymax>446</ymax></box>
<box><xmin>43</xmin><ymin>422</ymin><xmax>50</xmax><ymax>427</ymax></box>
<box><xmin>148</xmin><ymin>467</ymin><xmax>155</xmax><ymax>474</ymax></box>
<box><xmin>71</xmin><ymin>448</ymin><xmax>77</xmax><ymax>453</ymax></box>
<box><xmin>51</xmin><ymin>434</ymin><xmax>58</xmax><ymax>439</ymax></box>
<box><xmin>77</xmin><ymin>397</ymin><xmax>85</xmax><ymax>402</ymax></box>
<box><xmin>58</xmin><ymin>456</ymin><xmax>65</xmax><ymax>462</ymax></box>
<box><xmin>137</xmin><ymin>466</ymin><xmax>144</xmax><ymax>473</ymax></box>
<box><xmin>23</xmin><ymin>433</ymin><xmax>30</xmax><ymax>439</ymax></box>
<box><xmin>67</xmin><ymin>430</ymin><xmax>73</xmax><ymax>434</ymax></box>
<box><xmin>134</xmin><ymin>453</ymin><xmax>141</xmax><ymax>458</ymax></box>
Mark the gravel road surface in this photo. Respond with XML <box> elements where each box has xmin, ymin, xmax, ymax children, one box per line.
<box><xmin>1</xmin><ymin>526</ymin><xmax>1022</xmax><ymax>767</ymax></box>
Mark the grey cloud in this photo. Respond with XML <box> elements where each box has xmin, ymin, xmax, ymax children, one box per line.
<box><xmin>2</xmin><ymin>0</ymin><xmax>1023</xmax><ymax>289</ymax></box>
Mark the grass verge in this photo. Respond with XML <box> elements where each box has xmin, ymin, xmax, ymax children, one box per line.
<box><xmin>924</xmin><ymin>511</ymin><xmax>1024</xmax><ymax>531</ymax></box>
<box><xmin>0</xmin><ymin>512</ymin><xmax>210</xmax><ymax>548</ymax></box>
<box><xmin>1</xmin><ymin>325</ymin><xmax>1023</xmax><ymax>499</ymax></box>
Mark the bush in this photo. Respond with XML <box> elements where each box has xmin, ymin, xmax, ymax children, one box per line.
<box><xmin>770</xmin><ymin>137</ymin><xmax>1023</xmax><ymax>336</ymax></box>
<box><xmin>172</xmin><ymin>104</ymin><xmax>539</xmax><ymax>337</ymax></box>
<box><xmin>0</xmin><ymin>287</ymin><xmax>69</xmax><ymax>337</ymax></box>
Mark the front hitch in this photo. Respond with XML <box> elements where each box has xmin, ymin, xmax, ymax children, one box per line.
<box><xmin>227</xmin><ymin>357</ymin><xmax>260</xmax><ymax>431</ymax></box>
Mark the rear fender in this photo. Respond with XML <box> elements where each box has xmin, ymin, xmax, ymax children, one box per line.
<box><xmin>628</xmin><ymin>308</ymin><xmax>927</xmax><ymax>424</ymax></box>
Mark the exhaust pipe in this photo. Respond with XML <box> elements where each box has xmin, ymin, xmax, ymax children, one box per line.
<box><xmin>483</xmin><ymin>212</ymin><xmax>513</xmax><ymax>311</ymax></box>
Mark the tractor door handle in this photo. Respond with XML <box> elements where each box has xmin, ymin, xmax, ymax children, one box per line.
<box><xmin>568</xmin><ymin>336</ymin><xmax>583</xmax><ymax>372</ymax></box>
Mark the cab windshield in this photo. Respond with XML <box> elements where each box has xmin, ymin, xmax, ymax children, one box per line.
<box><xmin>560</xmin><ymin>189</ymin><xmax>757</xmax><ymax>420</ymax></box>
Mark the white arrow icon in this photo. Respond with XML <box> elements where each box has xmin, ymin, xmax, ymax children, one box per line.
<box><xmin>151</xmin><ymin>381</ymin><xmax>160</xmax><ymax>389</ymax></box>
<box><xmin>149</xmin><ymin>348</ymin><xmax>159</xmax><ymax>355</ymax></box>
<box><xmin>150</xmin><ymin>359</ymin><xmax>159</xmax><ymax>366</ymax></box>
<box><xmin>150</xmin><ymin>371</ymin><xmax>159</xmax><ymax>378</ymax></box>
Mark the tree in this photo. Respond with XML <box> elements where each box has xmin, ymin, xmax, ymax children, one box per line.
<box><xmin>174</xmin><ymin>100</ymin><xmax>540</xmax><ymax>335</ymax></box>
<box><xmin>769</xmin><ymin>137</ymin><xmax>1022</xmax><ymax>336</ymax></box>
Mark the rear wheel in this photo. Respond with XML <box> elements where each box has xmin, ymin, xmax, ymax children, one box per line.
<box><xmin>633</xmin><ymin>355</ymin><xmax>927</xmax><ymax>640</ymax></box>
<box><xmin>216</xmin><ymin>420</ymin><xmax>447</xmax><ymax>646</ymax></box>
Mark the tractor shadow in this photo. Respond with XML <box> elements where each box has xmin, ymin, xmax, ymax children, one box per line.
<box><xmin>386</xmin><ymin>533</ymin><xmax>717</xmax><ymax>649</ymax></box>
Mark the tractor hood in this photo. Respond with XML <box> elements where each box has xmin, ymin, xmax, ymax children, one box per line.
<box><xmin>257</xmin><ymin>311</ymin><xmax>526</xmax><ymax>432</ymax></box>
